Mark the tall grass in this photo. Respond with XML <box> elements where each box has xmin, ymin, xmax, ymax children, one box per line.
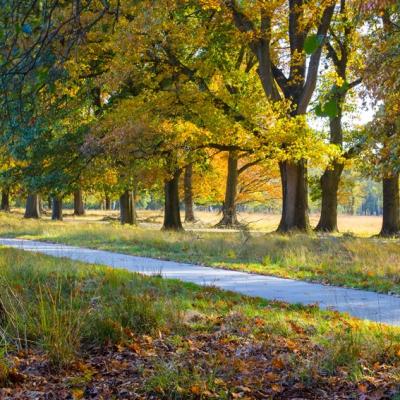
<box><xmin>0</xmin><ymin>248</ymin><xmax>183</xmax><ymax>368</ymax></box>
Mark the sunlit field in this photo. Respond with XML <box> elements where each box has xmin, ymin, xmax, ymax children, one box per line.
<box><xmin>9</xmin><ymin>208</ymin><xmax>384</xmax><ymax>236</ymax></box>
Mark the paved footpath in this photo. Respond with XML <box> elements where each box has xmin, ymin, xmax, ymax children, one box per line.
<box><xmin>1</xmin><ymin>238</ymin><xmax>400</xmax><ymax>326</ymax></box>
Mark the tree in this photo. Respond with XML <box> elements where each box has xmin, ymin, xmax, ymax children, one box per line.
<box><xmin>1</xmin><ymin>189</ymin><xmax>10</xmax><ymax>212</ymax></box>
<box><xmin>184</xmin><ymin>164</ymin><xmax>196</xmax><ymax>223</ymax></box>
<box><xmin>52</xmin><ymin>196</ymin><xmax>63</xmax><ymax>221</ymax></box>
<box><xmin>360</xmin><ymin>3</ymin><xmax>400</xmax><ymax>235</ymax></box>
<box><xmin>224</xmin><ymin>0</ymin><xmax>336</xmax><ymax>232</ymax></box>
<box><xmin>24</xmin><ymin>194</ymin><xmax>41</xmax><ymax>219</ymax></box>
<box><xmin>0</xmin><ymin>1</ymin><xmax>117</xmax><ymax>223</ymax></box>
<box><xmin>315</xmin><ymin>0</ymin><xmax>363</xmax><ymax>231</ymax></box>
<box><xmin>89</xmin><ymin>0</ymin><xmax>281</xmax><ymax>230</ymax></box>
<box><xmin>216</xmin><ymin>151</ymin><xmax>265</xmax><ymax>227</ymax></box>
<box><xmin>0</xmin><ymin>0</ymin><xmax>115</xmax><ymax>117</ymax></box>
<box><xmin>120</xmin><ymin>190</ymin><xmax>136</xmax><ymax>225</ymax></box>
<box><xmin>73</xmin><ymin>190</ymin><xmax>85</xmax><ymax>216</ymax></box>
<box><xmin>217</xmin><ymin>151</ymin><xmax>240</xmax><ymax>227</ymax></box>
<box><xmin>163</xmin><ymin>167</ymin><xmax>183</xmax><ymax>231</ymax></box>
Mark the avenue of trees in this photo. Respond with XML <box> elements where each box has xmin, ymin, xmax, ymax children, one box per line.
<box><xmin>0</xmin><ymin>0</ymin><xmax>399</xmax><ymax>236</ymax></box>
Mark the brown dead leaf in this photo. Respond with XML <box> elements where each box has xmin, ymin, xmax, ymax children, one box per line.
<box><xmin>115</xmin><ymin>344</ymin><xmax>125</xmax><ymax>352</ymax></box>
<box><xmin>236</xmin><ymin>385</ymin><xmax>251</xmax><ymax>393</ymax></box>
<box><xmin>285</xmin><ymin>339</ymin><xmax>298</xmax><ymax>351</ymax></box>
<box><xmin>214</xmin><ymin>378</ymin><xmax>225</xmax><ymax>386</ymax></box>
<box><xmin>8</xmin><ymin>368</ymin><xmax>26</xmax><ymax>384</ymax></box>
<box><xmin>265</xmin><ymin>372</ymin><xmax>280</xmax><ymax>382</ymax></box>
<box><xmin>271</xmin><ymin>384</ymin><xmax>283</xmax><ymax>393</ymax></box>
<box><xmin>143</xmin><ymin>335</ymin><xmax>153</xmax><ymax>345</ymax></box>
<box><xmin>289</xmin><ymin>321</ymin><xmax>305</xmax><ymax>334</ymax></box>
<box><xmin>128</xmin><ymin>342</ymin><xmax>141</xmax><ymax>354</ymax></box>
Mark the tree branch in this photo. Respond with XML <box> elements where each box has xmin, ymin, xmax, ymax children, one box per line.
<box><xmin>298</xmin><ymin>3</ymin><xmax>336</xmax><ymax>114</ymax></box>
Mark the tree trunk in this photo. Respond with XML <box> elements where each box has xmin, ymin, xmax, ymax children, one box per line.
<box><xmin>184</xmin><ymin>163</ymin><xmax>195</xmax><ymax>223</ymax></box>
<box><xmin>277</xmin><ymin>160</ymin><xmax>310</xmax><ymax>232</ymax></box>
<box><xmin>52</xmin><ymin>197</ymin><xmax>63</xmax><ymax>221</ymax></box>
<box><xmin>217</xmin><ymin>151</ymin><xmax>239</xmax><ymax>227</ymax></box>
<box><xmin>132</xmin><ymin>183</ymin><xmax>138</xmax><ymax>225</ymax></box>
<box><xmin>105</xmin><ymin>195</ymin><xmax>111</xmax><ymax>210</ymax></box>
<box><xmin>1</xmin><ymin>188</ymin><xmax>10</xmax><ymax>212</ymax></box>
<box><xmin>316</xmin><ymin>113</ymin><xmax>345</xmax><ymax>232</ymax></box>
<box><xmin>24</xmin><ymin>194</ymin><xmax>40</xmax><ymax>219</ymax></box>
<box><xmin>380</xmin><ymin>173</ymin><xmax>400</xmax><ymax>236</ymax></box>
<box><xmin>162</xmin><ymin>170</ymin><xmax>183</xmax><ymax>231</ymax></box>
<box><xmin>39</xmin><ymin>197</ymin><xmax>44</xmax><ymax>214</ymax></box>
<box><xmin>120</xmin><ymin>190</ymin><xmax>135</xmax><ymax>225</ymax></box>
<box><xmin>73</xmin><ymin>189</ymin><xmax>85</xmax><ymax>216</ymax></box>
<box><xmin>315</xmin><ymin>162</ymin><xmax>344</xmax><ymax>232</ymax></box>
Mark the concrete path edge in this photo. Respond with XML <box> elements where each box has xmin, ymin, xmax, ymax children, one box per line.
<box><xmin>0</xmin><ymin>238</ymin><xmax>399</xmax><ymax>326</ymax></box>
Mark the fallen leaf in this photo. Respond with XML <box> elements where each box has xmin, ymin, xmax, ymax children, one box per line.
<box><xmin>272</xmin><ymin>357</ymin><xmax>284</xmax><ymax>369</ymax></box>
<box><xmin>265</xmin><ymin>372</ymin><xmax>279</xmax><ymax>382</ymax></box>
<box><xmin>190</xmin><ymin>385</ymin><xmax>202</xmax><ymax>395</ymax></box>
<box><xmin>72</xmin><ymin>388</ymin><xmax>84</xmax><ymax>399</ymax></box>
<box><xmin>358</xmin><ymin>383</ymin><xmax>368</xmax><ymax>393</ymax></box>
<box><xmin>271</xmin><ymin>384</ymin><xmax>283</xmax><ymax>393</ymax></box>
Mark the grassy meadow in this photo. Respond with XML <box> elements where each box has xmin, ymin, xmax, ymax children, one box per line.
<box><xmin>0</xmin><ymin>211</ymin><xmax>399</xmax><ymax>295</ymax></box>
<box><xmin>0</xmin><ymin>247</ymin><xmax>398</xmax><ymax>398</ymax></box>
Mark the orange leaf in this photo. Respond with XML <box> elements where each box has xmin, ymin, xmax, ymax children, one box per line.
<box><xmin>285</xmin><ymin>339</ymin><xmax>298</xmax><ymax>351</ymax></box>
<box><xmin>191</xmin><ymin>385</ymin><xmax>202</xmax><ymax>395</ymax></box>
<box><xmin>358</xmin><ymin>384</ymin><xmax>368</xmax><ymax>393</ymax></box>
<box><xmin>72</xmin><ymin>389</ymin><xmax>84</xmax><ymax>399</ymax></box>
<box><xmin>272</xmin><ymin>357</ymin><xmax>285</xmax><ymax>369</ymax></box>
<box><xmin>128</xmin><ymin>342</ymin><xmax>141</xmax><ymax>354</ymax></box>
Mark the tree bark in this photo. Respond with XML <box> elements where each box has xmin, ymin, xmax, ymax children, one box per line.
<box><xmin>51</xmin><ymin>197</ymin><xmax>63</xmax><ymax>221</ymax></box>
<box><xmin>380</xmin><ymin>173</ymin><xmax>400</xmax><ymax>236</ymax></box>
<box><xmin>1</xmin><ymin>188</ymin><xmax>10</xmax><ymax>212</ymax></box>
<box><xmin>217</xmin><ymin>151</ymin><xmax>239</xmax><ymax>227</ymax></box>
<box><xmin>39</xmin><ymin>197</ymin><xmax>44</xmax><ymax>214</ymax></box>
<box><xmin>162</xmin><ymin>170</ymin><xmax>183</xmax><ymax>231</ymax></box>
<box><xmin>105</xmin><ymin>195</ymin><xmax>111</xmax><ymax>210</ymax></box>
<box><xmin>316</xmin><ymin>113</ymin><xmax>345</xmax><ymax>232</ymax></box>
<box><xmin>316</xmin><ymin>162</ymin><xmax>344</xmax><ymax>232</ymax></box>
<box><xmin>132</xmin><ymin>183</ymin><xmax>138</xmax><ymax>226</ymax></box>
<box><xmin>24</xmin><ymin>194</ymin><xmax>40</xmax><ymax>219</ymax></box>
<box><xmin>120</xmin><ymin>190</ymin><xmax>135</xmax><ymax>225</ymax></box>
<box><xmin>184</xmin><ymin>164</ymin><xmax>195</xmax><ymax>223</ymax></box>
<box><xmin>73</xmin><ymin>190</ymin><xmax>85</xmax><ymax>216</ymax></box>
<box><xmin>277</xmin><ymin>160</ymin><xmax>310</xmax><ymax>232</ymax></box>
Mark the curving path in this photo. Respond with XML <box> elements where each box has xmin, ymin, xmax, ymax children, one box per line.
<box><xmin>0</xmin><ymin>238</ymin><xmax>399</xmax><ymax>326</ymax></box>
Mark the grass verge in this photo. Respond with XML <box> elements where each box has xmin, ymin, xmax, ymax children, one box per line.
<box><xmin>0</xmin><ymin>247</ymin><xmax>398</xmax><ymax>398</ymax></box>
<box><xmin>0</xmin><ymin>213</ymin><xmax>399</xmax><ymax>294</ymax></box>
